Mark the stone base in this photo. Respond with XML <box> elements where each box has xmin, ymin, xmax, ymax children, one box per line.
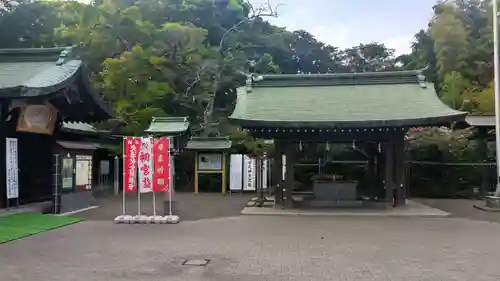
<box><xmin>132</xmin><ymin>215</ymin><xmax>150</xmax><ymax>224</ymax></box>
<box><xmin>114</xmin><ymin>214</ymin><xmax>134</xmax><ymax>224</ymax></box>
<box><xmin>148</xmin><ymin>215</ymin><xmax>167</xmax><ymax>224</ymax></box>
<box><xmin>474</xmin><ymin>196</ymin><xmax>500</xmax><ymax>212</ymax></box>
<box><xmin>241</xmin><ymin>200</ymin><xmax>450</xmax><ymax>217</ymax></box>
<box><xmin>165</xmin><ymin>215</ymin><xmax>180</xmax><ymax>224</ymax></box>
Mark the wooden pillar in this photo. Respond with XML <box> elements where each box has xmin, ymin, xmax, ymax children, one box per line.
<box><xmin>221</xmin><ymin>153</ymin><xmax>226</xmax><ymax>195</ymax></box>
<box><xmin>194</xmin><ymin>152</ymin><xmax>199</xmax><ymax>195</ymax></box>
<box><xmin>283</xmin><ymin>142</ymin><xmax>295</xmax><ymax>208</ymax></box>
<box><xmin>375</xmin><ymin>148</ymin><xmax>385</xmax><ymax>200</ymax></box>
<box><xmin>477</xmin><ymin>132</ymin><xmax>489</xmax><ymax>197</ymax></box>
<box><xmin>0</xmin><ymin>101</ymin><xmax>8</xmax><ymax>208</ymax></box>
<box><xmin>272</xmin><ymin>141</ymin><xmax>283</xmax><ymax>205</ymax></box>
<box><xmin>393</xmin><ymin>134</ymin><xmax>406</xmax><ymax>206</ymax></box>
<box><xmin>383</xmin><ymin>141</ymin><xmax>395</xmax><ymax>207</ymax></box>
<box><xmin>366</xmin><ymin>144</ymin><xmax>376</xmax><ymax>199</ymax></box>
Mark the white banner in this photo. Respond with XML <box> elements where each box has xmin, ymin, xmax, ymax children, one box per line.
<box><xmin>138</xmin><ymin>137</ymin><xmax>153</xmax><ymax>193</ymax></box>
<box><xmin>262</xmin><ymin>159</ymin><xmax>268</xmax><ymax>189</ymax></box>
<box><xmin>6</xmin><ymin>138</ymin><xmax>19</xmax><ymax>199</ymax></box>
<box><xmin>243</xmin><ymin>155</ymin><xmax>256</xmax><ymax>191</ymax></box>
<box><xmin>229</xmin><ymin>154</ymin><xmax>243</xmax><ymax>191</ymax></box>
<box><xmin>282</xmin><ymin>155</ymin><xmax>286</xmax><ymax>181</ymax></box>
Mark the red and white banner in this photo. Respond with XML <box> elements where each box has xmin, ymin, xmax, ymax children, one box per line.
<box><xmin>153</xmin><ymin>137</ymin><xmax>170</xmax><ymax>192</ymax></box>
<box><xmin>138</xmin><ymin>137</ymin><xmax>153</xmax><ymax>193</ymax></box>
<box><xmin>123</xmin><ymin>137</ymin><xmax>141</xmax><ymax>193</ymax></box>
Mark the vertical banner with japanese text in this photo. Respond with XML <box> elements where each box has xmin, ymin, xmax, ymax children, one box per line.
<box><xmin>153</xmin><ymin>137</ymin><xmax>170</xmax><ymax>193</ymax></box>
<box><xmin>243</xmin><ymin>155</ymin><xmax>256</xmax><ymax>191</ymax></box>
<box><xmin>138</xmin><ymin>137</ymin><xmax>153</xmax><ymax>193</ymax></box>
<box><xmin>123</xmin><ymin>137</ymin><xmax>141</xmax><ymax>193</ymax></box>
<box><xmin>6</xmin><ymin>138</ymin><xmax>19</xmax><ymax>199</ymax></box>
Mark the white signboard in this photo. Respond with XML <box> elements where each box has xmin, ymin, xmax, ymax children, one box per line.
<box><xmin>138</xmin><ymin>137</ymin><xmax>153</xmax><ymax>193</ymax></box>
<box><xmin>6</xmin><ymin>138</ymin><xmax>19</xmax><ymax>199</ymax></box>
<box><xmin>229</xmin><ymin>154</ymin><xmax>243</xmax><ymax>191</ymax></box>
<box><xmin>243</xmin><ymin>155</ymin><xmax>256</xmax><ymax>191</ymax></box>
<box><xmin>198</xmin><ymin>153</ymin><xmax>222</xmax><ymax>171</ymax></box>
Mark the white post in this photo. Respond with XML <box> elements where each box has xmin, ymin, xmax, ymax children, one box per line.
<box><xmin>121</xmin><ymin>138</ymin><xmax>126</xmax><ymax>215</ymax></box>
<box><xmin>152</xmin><ymin>137</ymin><xmax>156</xmax><ymax>216</ymax></box>
<box><xmin>493</xmin><ymin>0</ymin><xmax>500</xmax><ymax>196</ymax></box>
<box><xmin>165</xmin><ymin>136</ymin><xmax>179</xmax><ymax>223</ymax></box>
<box><xmin>168</xmin><ymin>136</ymin><xmax>173</xmax><ymax>216</ymax></box>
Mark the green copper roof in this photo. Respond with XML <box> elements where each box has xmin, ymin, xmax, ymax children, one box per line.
<box><xmin>466</xmin><ymin>115</ymin><xmax>494</xmax><ymax>127</ymax></box>
<box><xmin>230</xmin><ymin>69</ymin><xmax>467</xmax><ymax>128</ymax></box>
<box><xmin>185</xmin><ymin>137</ymin><xmax>232</xmax><ymax>151</ymax></box>
<box><xmin>0</xmin><ymin>47</ymin><xmax>79</xmax><ymax>96</ymax></box>
<box><xmin>61</xmin><ymin>122</ymin><xmax>110</xmax><ymax>135</ymax></box>
<box><xmin>145</xmin><ymin>117</ymin><xmax>189</xmax><ymax>134</ymax></box>
<box><xmin>0</xmin><ymin>46</ymin><xmax>113</xmax><ymax>122</ymax></box>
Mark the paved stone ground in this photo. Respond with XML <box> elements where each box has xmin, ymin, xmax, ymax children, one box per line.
<box><xmin>2</xmin><ymin>215</ymin><xmax>500</xmax><ymax>281</ymax></box>
<box><xmin>75</xmin><ymin>192</ymin><xmax>253</xmax><ymax>221</ymax></box>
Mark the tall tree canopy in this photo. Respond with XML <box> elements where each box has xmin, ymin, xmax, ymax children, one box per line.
<box><xmin>401</xmin><ymin>0</ymin><xmax>496</xmax><ymax>114</ymax></box>
<box><xmin>0</xmin><ymin>0</ymin><xmax>497</xmax><ymax>138</ymax></box>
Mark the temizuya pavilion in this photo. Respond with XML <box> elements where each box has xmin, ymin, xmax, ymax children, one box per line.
<box><xmin>229</xmin><ymin>69</ymin><xmax>467</xmax><ymax>209</ymax></box>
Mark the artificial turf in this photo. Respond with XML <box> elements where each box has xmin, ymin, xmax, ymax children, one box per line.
<box><xmin>0</xmin><ymin>212</ymin><xmax>82</xmax><ymax>244</ymax></box>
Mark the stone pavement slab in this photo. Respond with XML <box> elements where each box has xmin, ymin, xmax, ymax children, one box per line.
<box><xmin>241</xmin><ymin>200</ymin><xmax>450</xmax><ymax>217</ymax></box>
<box><xmin>1</xmin><ymin>215</ymin><xmax>500</xmax><ymax>281</ymax></box>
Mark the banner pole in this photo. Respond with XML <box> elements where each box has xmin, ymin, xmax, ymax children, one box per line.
<box><xmin>137</xmin><ymin>137</ymin><xmax>141</xmax><ymax>216</ymax></box>
<box><xmin>168</xmin><ymin>136</ymin><xmax>172</xmax><ymax>216</ymax></box>
<box><xmin>121</xmin><ymin>136</ymin><xmax>126</xmax><ymax>215</ymax></box>
<box><xmin>152</xmin><ymin>136</ymin><xmax>156</xmax><ymax>216</ymax></box>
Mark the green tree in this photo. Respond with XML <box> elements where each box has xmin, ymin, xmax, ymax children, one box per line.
<box><xmin>429</xmin><ymin>3</ymin><xmax>470</xmax><ymax>77</ymax></box>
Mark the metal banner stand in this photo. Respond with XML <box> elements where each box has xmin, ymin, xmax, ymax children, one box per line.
<box><xmin>165</xmin><ymin>137</ymin><xmax>179</xmax><ymax>224</ymax></box>
<box><xmin>149</xmin><ymin>137</ymin><xmax>166</xmax><ymax>224</ymax></box>
<box><xmin>134</xmin><ymin>137</ymin><xmax>151</xmax><ymax>224</ymax></box>
<box><xmin>115</xmin><ymin>136</ymin><xmax>133</xmax><ymax>223</ymax></box>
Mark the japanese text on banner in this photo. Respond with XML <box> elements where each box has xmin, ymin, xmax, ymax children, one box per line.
<box><xmin>123</xmin><ymin>137</ymin><xmax>141</xmax><ymax>193</ymax></box>
<box><xmin>138</xmin><ymin>137</ymin><xmax>153</xmax><ymax>193</ymax></box>
<box><xmin>153</xmin><ymin>137</ymin><xmax>170</xmax><ymax>192</ymax></box>
<box><xmin>6</xmin><ymin>138</ymin><xmax>19</xmax><ymax>199</ymax></box>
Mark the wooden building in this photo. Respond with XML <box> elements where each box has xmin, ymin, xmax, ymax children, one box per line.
<box><xmin>0</xmin><ymin>46</ymin><xmax>113</xmax><ymax>210</ymax></box>
<box><xmin>229</xmin><ymin>69</ymin><xmax>467</xmax><ymax>208</ymax></box>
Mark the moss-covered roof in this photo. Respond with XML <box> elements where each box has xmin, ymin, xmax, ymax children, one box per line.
<box><xmin>229</xmin><ymin>69</ymin><xmax>467</xmax><ymax>128</ymax></box>
<box><xmin>185</xmin><ymin>136</ymin><xmax>232</xmax><ymax>151</ymax></box>
<box><xmin>0</xmin><ymin>46</ymin><xmax>113</xmax><ymax>122</ymax></box>
<box><xmin>145</xmin><ymin>116</ymin><xmax>189</xmax><ymax>134</ymax></box>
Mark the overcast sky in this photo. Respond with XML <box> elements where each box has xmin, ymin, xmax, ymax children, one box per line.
<box><xmin>251</xmin><ymin>0</ymin><xmax>438</xmax><ymax>55</ymax></box>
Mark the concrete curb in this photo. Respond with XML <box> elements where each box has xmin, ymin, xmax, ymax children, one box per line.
<box><xmin>473</xmin><ymin>204</ymin><xmax>500</xmax><ymax>212</ymax></box>
<box><xmin>56</xmin><ymin>206</ymin><xmax>99</xmax><ymax>216</ymax></box>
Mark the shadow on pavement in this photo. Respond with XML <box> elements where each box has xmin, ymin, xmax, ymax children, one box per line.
<box><xmin>74</xmin><ymin>192</ymin><xmax>254</xmax><ymax>221</ymax></box>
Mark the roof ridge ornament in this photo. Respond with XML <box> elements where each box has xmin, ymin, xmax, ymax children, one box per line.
<box><xmin>417</xmin><ymin>73</ymin><xmax>427</xmax><ymax>88</ymax></box>
<box><xmin>245</xmin><ymin>73</ymin><xmax>264</xmax><ymax>93</ymax></box>
<box><xmin>56</xmin><ymin>46</ymin><xmax>75</xmax><ymax>66</ymax></box>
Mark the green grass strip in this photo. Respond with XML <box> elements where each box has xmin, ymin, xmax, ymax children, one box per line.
<box><xmin>0</xmin><ymin>212</ymin><xmax>83</xmax><ymax>244</ymax></box>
